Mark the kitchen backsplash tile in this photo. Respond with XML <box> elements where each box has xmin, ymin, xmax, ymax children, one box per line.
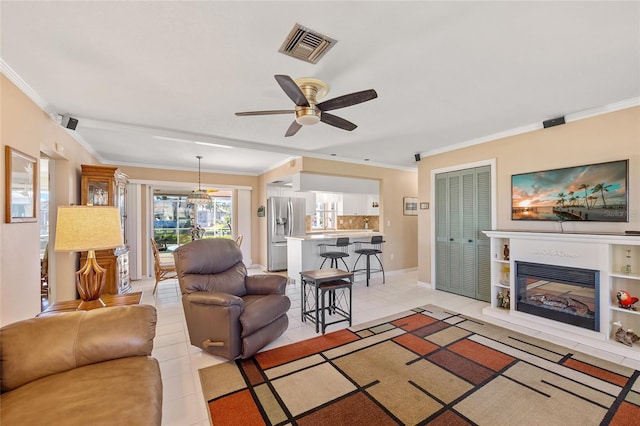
<box><xmin>337</xmin><ymin>215</ymin><xmax>379</xmax><ymax>230</ymax></box>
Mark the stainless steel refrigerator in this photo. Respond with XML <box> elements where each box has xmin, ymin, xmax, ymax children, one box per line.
<box><xmin>267</xmin><ymin>196</ymin><xmax>306</xmax><ymax>271</ymax></box>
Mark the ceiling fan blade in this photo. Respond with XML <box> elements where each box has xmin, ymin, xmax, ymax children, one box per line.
<box><xmin>275</xmin><ymin>75</ymin><xmax>309</xmax><ymax>107</ymax></box>
<box><xmin>316</xmin><ymin>89</ymin><xmax>378</xmax><ymax>112</ymax></box>
<box><xmin>285</xmin><ymin>121</ymin><xmax>303</xmax><ymax>137</ymax></box>
<box><xmin>320</xmin><ymin>112</ymin><xmax>357</xmax><ymax>131</ymax></box>
<box><xmin>235</xmin><ymin>110</ymin><xmax>294</xmax><ymax>116</ymax></box>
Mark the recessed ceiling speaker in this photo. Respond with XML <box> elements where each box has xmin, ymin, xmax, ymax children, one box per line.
<box><xmin>61</xmin><ymin>114</ymin><xmax>78</xmax><ymax>130</ymax></box>
<box><xmin>414</xmin><ymin>153</ymin><xmax>421</xmax><ymax>162</ymax></box>
<box><xmin>543</xmin><ymin>116</ymin><xmax>565</xmax><ymax>129</ymax></box>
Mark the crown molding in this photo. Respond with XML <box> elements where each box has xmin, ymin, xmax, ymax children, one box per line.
<box><xmin>420</xmin><ymin>97</ymin><xmax>640</xmax><ymax>159</ymax></box>
<box><xmin>0</xmin><ymin>59</ymin><xmax>53</xmax><ymax>113</ymax></box>
<box><xmin>1</xmin><ymin>59</ymin><xmax>104</xmax><ymax>161</ymax></box>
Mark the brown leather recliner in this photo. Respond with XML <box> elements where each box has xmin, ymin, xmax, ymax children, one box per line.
<box><xmin>173</xmin><ymin>238</ymin><xmax>290</xmax><ymax>359</ymax></box>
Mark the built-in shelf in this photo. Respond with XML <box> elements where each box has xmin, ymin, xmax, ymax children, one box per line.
<box><xmin>609</xmin><ymin>273</ymin><xmax>640</xmax><ymax>280</ymax></box>
<box><xmin>482</xmin><ymin>230</ymin><xmax>640</xmax><ymax>359</ymax></box>
<box><xmin>610</xmin><ymin>306</ymin><xmax>640</xmax><ymax>316</ymax></box>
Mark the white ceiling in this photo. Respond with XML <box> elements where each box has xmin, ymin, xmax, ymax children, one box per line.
<box><xmin>2</xmin><ymin>1</ymin><xmax>639</xmax><ymax>176</ymax></box>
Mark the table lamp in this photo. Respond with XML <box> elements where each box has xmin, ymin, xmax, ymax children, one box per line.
<box><xmin>54</xmin><ymin>206</ymin><xmax>124</xmax><ymax>310</ymax></box>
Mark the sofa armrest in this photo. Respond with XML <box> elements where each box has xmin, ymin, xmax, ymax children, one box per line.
<box><xmin>0</xmin><ymin>304</ymin><xmax>157</xmax><ymax>392</ymax></box>
<box><xmin>245</xmin><ymin>274</ymin><xmax>287</xmax><ymax>295</ymax></box>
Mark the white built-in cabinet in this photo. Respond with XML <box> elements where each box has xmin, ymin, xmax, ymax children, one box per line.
<box><xmin>266</xmin><ymin>186</ymin><xmax>294</xmax><ymax>198</ymax></box>
<box><xmin>483</xmin><ymin>230</ymin><xmax>640</xmax><ymax>359</ymax></box>
<box><xmin>609</xmin><ymin>244</ymin><xmax>640</xmax><ymax>354</ymax></box>
<box><xmin>339</xmin><ymin>193</ymin><xmax>379</xmax><ymax>216</ymax></box>
<box><xmin>267</xmin><ymin>185</ymin><xmax>379</xmax><ymax>217</ymax></box>
<box><xmin>266</xmin><ymin>185</ymin><xmax>315</xmax><ymax>215</ymax></box>
<box><xmin>488</xmin><ymin>235</ymin><xmax>512</xmax><ymax>309</ymax></box>
<box><xmin>298</xmin><ymin>191</ymin><xmax>316</xmax><ymax>214</ymax></box>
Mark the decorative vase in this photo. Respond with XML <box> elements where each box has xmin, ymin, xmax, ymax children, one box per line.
<box><xmin>364</xmin><ymin>223</ymin><xmax>368</xmax><ymax>229</ymax></box>
<box><xmin>622</xmin><ymin>249</ymin><xmax>632</xmax><ymax>274</ymax></box>
<box><xmin>503</xmin><ymin>244</ymin><xmax>510</xmax><ymax>261</ymax></box>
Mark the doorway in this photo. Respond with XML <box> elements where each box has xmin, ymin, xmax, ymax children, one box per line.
<box><xmin>152</xmin><ymin>194</ymin><xmax>232</xmax><ymax>248</ymax></box>
<box><xmin>434</xmin><ymin>164</ymin><xmax>491</xmax><ymax>301</ymax></box>
<box><xmin>39</xmin><ymin>156</ymin><xmax>50</xmax><ymax>310</ymax></box>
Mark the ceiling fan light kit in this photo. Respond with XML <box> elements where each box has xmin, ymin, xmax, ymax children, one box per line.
<box><xmin>295</xmin><ymin>106</ymin><xmax>321</xmax><ymax>126</ymax></box>
<box><xmin>235</xmin><ymin>74</ymin><xmax>377</xmax><ymax>137</ymax></box>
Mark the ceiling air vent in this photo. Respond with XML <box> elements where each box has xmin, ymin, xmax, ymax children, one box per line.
<box><xmin>278</xmin><ymin>24</ymin><xmax>337</xmax><ymax>64</ymax></box>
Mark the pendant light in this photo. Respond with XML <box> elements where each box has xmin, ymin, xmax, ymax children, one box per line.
<box><xmin>186</xmin><ymin>155</ymin><xmax>211</xmax><ymax>205</ymax></box>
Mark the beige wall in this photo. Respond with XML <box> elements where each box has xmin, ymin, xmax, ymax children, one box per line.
<box><xmin>1</xmin><ymin>75</ymin><xmax>99</xmax><ymax>324</ymax></box>
<box><xmin>417</xmin><ymin>106</ymin><xmax>640</xmax><ymax>285</ymax></box>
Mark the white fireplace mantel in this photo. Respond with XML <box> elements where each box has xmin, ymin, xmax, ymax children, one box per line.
<box><xmin>482</xmin><ymin>230</ymin><xmax>640</xmax><ymax>360</ymax></box>
<box><xmin>483</xmin><ymin>230</ymin><xmax>640</xmax><ymax>245</ymax></box>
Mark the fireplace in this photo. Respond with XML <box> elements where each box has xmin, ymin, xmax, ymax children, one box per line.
<box><xmin>515</xmin><ymin>261</ymin><xmax>599</xmax><ymax>331</ymax></box>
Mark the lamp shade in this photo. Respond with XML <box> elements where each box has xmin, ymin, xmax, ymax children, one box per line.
<box><xmin>55</xmin><ymin>206</ymin><xmax>124</xmax><ymax>252</ymax></box>
<box><xmin>186</xmin><ymin>189</ymin><xmax>211</xmax><ymax>204</ymax></box>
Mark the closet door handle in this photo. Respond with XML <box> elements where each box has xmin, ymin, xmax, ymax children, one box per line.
<box><xmin>468</xmin><ymin>239</ymin><xmax>473</xmax><ymax>243</ymax></box>
<box><xmin>449</xmin><ymin>238</ymin><xmax>454</xmax><ymax>242</ymax></box>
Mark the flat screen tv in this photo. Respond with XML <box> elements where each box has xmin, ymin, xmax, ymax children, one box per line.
<box><xmin>511</xmin><ymin>159</ymin><xmax>628</xmax><ymax>222</ymax></box>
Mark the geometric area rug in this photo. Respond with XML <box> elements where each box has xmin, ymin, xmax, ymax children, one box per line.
<box><xmin>199</xmin><ymin>305</ymin><xmax>640</xmax><ymax>425</ymax></box>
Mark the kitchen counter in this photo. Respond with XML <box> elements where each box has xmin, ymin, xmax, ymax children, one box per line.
<box><xmin>286</xmin><ymin>231</ymin><xmax>383</xmax><ymax>283</ymax></box>
<box><xmin>287</xmin><ymin>230</ymin><xmax>381</xmax><ymax>241</ymax></box>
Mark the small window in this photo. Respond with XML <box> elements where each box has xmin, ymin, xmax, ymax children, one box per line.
<box><xmin>311</xmin><ymin>200</ymin><xmax>335</xmax><ymax>230</ymax></box>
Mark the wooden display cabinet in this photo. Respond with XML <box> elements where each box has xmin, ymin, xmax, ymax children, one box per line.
<box><xmin>80</xmin><ymin>165</ymin><xmax>131</xmax><ymax>295</ymax></box>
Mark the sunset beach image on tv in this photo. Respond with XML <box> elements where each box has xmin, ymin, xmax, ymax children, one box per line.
<box><xmin>511</xmin><ymin>159</ymin><xmax>628</xmax><ymax>222</ymax></box>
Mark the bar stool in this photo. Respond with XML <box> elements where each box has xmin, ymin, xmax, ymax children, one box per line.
<box><xmin>318</xmin><ymin>237</ymin><xmax>351</xmax><ymax>270</ymax></box>
<box><xmin>352</xmin><ymin>236</ymin><xmax>385</xmax><ymax>286</ymax></box>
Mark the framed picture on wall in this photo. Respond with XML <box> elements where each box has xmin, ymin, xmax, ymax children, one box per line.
<box><xmin>403</xmin><ymin>197</ymin><xmax>418</xmax><ymax>216</ymax></box>
<box><xmin>5</xmin><ymin>146</ymin><xmax>38</xmax><ymax>223</ymax></box>
<box><xmin>511</xmin><ymin>159</ymin><xmax>628</xmax><ymax>222</ymax></box>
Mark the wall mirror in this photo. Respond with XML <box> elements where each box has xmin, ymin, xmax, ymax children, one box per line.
<box><xmin>5</xmin><ymin>146</ymin><xmax>38</xmax><ymax>223</ymax></box>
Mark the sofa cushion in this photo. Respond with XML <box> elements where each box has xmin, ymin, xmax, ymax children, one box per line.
<box><xmin>0</xmin><ymin>305</ymin><xmax>157</xmax><ymax>392</ymax></box>
<box><xmin>239</xmin><ymin>295</ymin><xmax>291</xmax><ymax>337</ymax></box>
<box><xmin>0</xmin><ymin>356</ymin><xmax>162</xmax><ymax>426</ymax></box>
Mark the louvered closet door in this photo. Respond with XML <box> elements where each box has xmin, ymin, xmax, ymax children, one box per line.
<box><xmin>435</xmin><ymin>165</ymin><xmax>491</xmax><ymax>302</ymax></box>
<box><xmin>476</xmin><ymin>167</ymin><xmax>491</xmax><ymax>302</ymax></box>
<box><xmin>460</xmin><ymin>170</ymin><xmax>476</xmax><ymax>298</ymax></box>
<box><xmin>435</xmin><ymin>175</ymin><xmax>450</xmax><ymax>292</ymax></box>
<box><xmin>448</xmin><ymin>173</ymin><xmax>463</xmax><ymax>293</ymax></box>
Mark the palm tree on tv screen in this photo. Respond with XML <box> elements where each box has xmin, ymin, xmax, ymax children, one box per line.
<box><xmin>578</xmin><ymin>183</ymin><xmax>590</xmax><ymax>209</ymax></box>
<box><xmin>592</xmin><ymin>183</ymin><xmax>612</xmax><ymax>208</ymax></box>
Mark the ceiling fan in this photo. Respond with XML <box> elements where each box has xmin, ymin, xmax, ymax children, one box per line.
<box><xmin>235</xmin><ymin>75</ymin><xmax>377</xmax><ymax>137</ymax></box>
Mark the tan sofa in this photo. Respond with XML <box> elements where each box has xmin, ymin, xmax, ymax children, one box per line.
<box><xmin>0</xmin><ymin>305</ymin><xmax>162</xmax><ymax>426</ymax></box>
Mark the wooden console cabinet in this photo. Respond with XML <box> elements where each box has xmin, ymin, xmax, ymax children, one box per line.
<box><xmin>80</xmin><ymin>165</ymin><xmax>131</xmax><ymax>295</ymax></box>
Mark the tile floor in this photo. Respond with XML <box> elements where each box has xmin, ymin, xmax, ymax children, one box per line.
<box><xmin>131</xmin><ymin>268</ymin><xmax>640</xmax><ymax>426</ymax></box>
